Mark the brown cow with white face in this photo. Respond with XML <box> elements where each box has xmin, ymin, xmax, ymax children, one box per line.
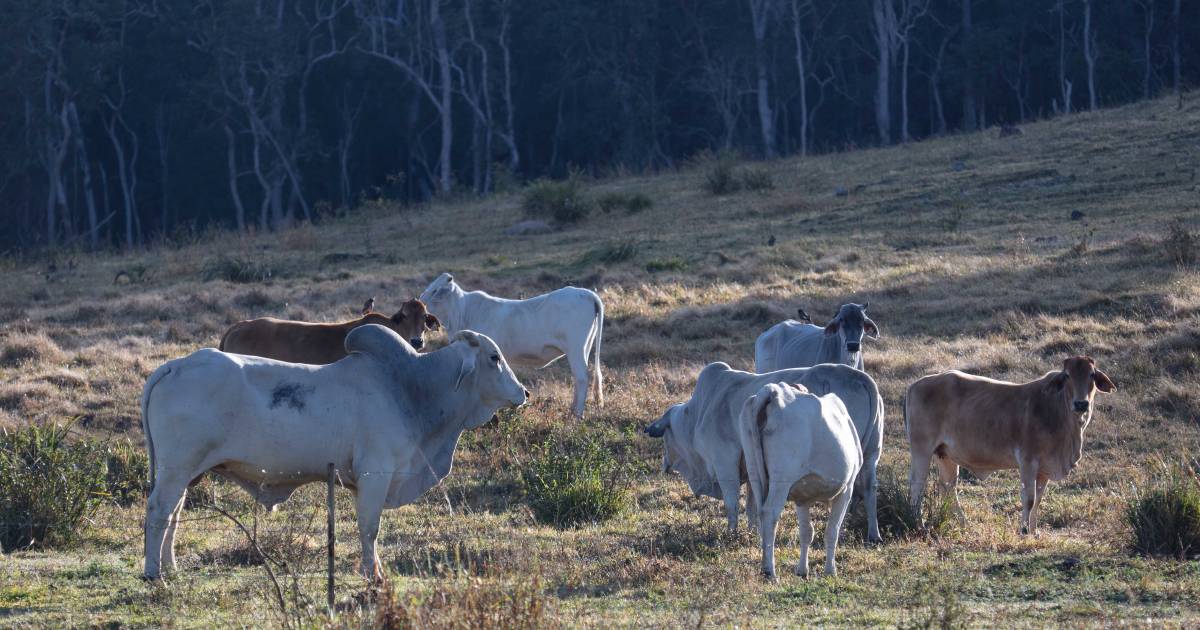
<box><xmin>905</xmin><ymin>356</ymin><xmax>1115</xmax><ymax>535</ymax></box>
<box><xmin>219</xmin><ymin>298</ymin><xmax>441</xmax><ymax>364</ymax></box>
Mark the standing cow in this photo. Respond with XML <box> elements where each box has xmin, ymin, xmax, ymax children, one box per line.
<box><xmin>905</xmin><ymin>356</ymin><xmax>1115</xmax><ymax>535</ymax></box>
<box><xmin>141</xmin><ymin>325</ymin><xmax>528</xmax><ymax>580</ymax></box>
<box><xmin>420</xmin><ymin>273</ymin><xmax>603</xmax><ymax>418</ymax></box>
<box><xmin>645</xmin><ymin>361</ymin><xmax>884</xmax><ymax>543</ymax></box>
<box><xmin>755</xmin><ymin>303</ymin><xmax>879</xmax><ymax>372</ymax></box>
<box><xmin>740</xmin><ymin>383</ymin><xmax>861</xmax><ymax>579</ymax></box>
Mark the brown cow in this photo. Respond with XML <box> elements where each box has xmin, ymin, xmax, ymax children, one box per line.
<box><xmin>905</xmin><ymin>356</ymin><xmax>1115</xmax><ymax>535</ymax></box>
<box><xmin>219</xmin><ymin>298</ymin><xmax>441</xmax><ymax>364</ymax></box>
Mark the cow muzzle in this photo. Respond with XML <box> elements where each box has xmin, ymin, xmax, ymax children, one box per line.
<box><xmin>410</xmin><ymin>338</ymin><xmax>424</xmax><ymax>350</ymax></box>
<box><xmin>1073</xmin><ymin>400</ymin><xmax>1089</xmax><ymax>413</ymax></box>
<box><xmin>846</xmin><ymin>342</ymin><xmax>861</xmax><ymax>353</ymax></box>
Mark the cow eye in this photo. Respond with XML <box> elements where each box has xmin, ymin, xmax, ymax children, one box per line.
<box><xmin>490</xmin><ymin>354</ymin><xmax>500</xmax><ymax>364</ymax></box>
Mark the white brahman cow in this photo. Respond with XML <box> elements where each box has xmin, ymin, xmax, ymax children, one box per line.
<box><xmin>645</xmin><ymin>361</ymin><xmax>884</xmax><ymax>543</ymax></box>
<box><xmin>140</xmin><ymin>325</ymin><xmax>527</xmax><ymax>580</ymax></box>
<box><xmin>740</xmin><ymin>383</ymin><xmax>861</xmax><ymax>579</ymax></box>
<box><xmin>419</xmin><ymin>273</ymin><xmax>603</xmax><ymax>418</ymax></box>
<box><xmin>755</xmin><ymin>303</ymin><xmax>879</xmax><ymax>372</ymax></box>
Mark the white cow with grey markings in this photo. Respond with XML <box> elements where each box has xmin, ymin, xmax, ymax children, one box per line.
<box><xmin>420</xmin><ymin>272</ymin><xmax>603</xmax><ymax>418</ymax></box>
<box><xmin>755</xmin><ymin>302</ymin><xmax>879</xmax><ymax>373</ymax></box>
<box><xmin>644</xmin><ymin>361</ymin><xmax>884</xmax><ymax>543</ymax></box>
<box><xmin>140</xmin><ymin>325</ymin><xmax>527</xmax><ymax>581</ymax></box>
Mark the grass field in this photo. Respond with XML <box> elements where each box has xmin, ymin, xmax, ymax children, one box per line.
<box><xmin>1</xmin><ymin>94</ymin><xmax>1198</xmax><ymax>628</ymax></box>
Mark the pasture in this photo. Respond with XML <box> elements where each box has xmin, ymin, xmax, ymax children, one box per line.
<box><xmin>1</xmin><ymin>95</ymin><xmax>1198</xmax><ymax>627</ymax></box>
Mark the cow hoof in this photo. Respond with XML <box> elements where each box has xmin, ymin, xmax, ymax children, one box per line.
<box><xmin>867</xmin><ymin>535</ymin><xmax>883</xmax><ymax>546</ymax></box>
<box><xmin>761</xmin><ymin>570</ymin><xmax>778</xmax><ymax>582</ymax></box>
<box><xmin>1020</xmin><ymin>526</ymin><xmax>1029</xmax><ymax>536</ymax></box>
<box><xmin>794</xmin><ymin>568</ymin><xmax>809</xmax><ymax>579</ymax></box>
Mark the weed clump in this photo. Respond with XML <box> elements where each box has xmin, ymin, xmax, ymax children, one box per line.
<box><xmin>597</xmin><ymin>191</ymin><xmax>654</xmax><ymax>214</ymax></box>
<box><xmin>645</xmin><ymin>257</ymin><xmax>687</xmax><ymax>273</ymax></box>
<box><xmin>0</xmin><ymin>422</ymin><xmax>106</xmax><ymax>551</ymax></box>
<box><xmin>739</xmin><ymin>167</ymin><xmax>775</xmax><ymax>192</ymax></box>
<box><xmin>202</xmin><ymin>255</ymin><xmax>272</xmax><ymax>283</ymax></box>
<box><xmin>846</xmin><ymin>464</ymin><xmax>958</xmax><ymax>540</ymax></box>
<box><xmin>701</xmin><ymin>150</ymin><xmax>741</xmax><ymax>195</ymax></box>
<box><xmin>1164</xmin><ymin>220</ymin><xmax>1196</xmax><ymax>266</ymax></box>
<box><xmin>1127</xmin><ymin>459</ymin><xmax>1200</xmax><ymax>559</ymax></box>
<box><xmin>0</xmin><ymin>333</ymin><xmax>66</xmax><ymax>367</ymax></box>
<box><xmin>520</xmin><ymin>435</ymin><xmax>630</xmax><ymax>528</ymax></box>
<box><xmin>374</xmin><ymin>572</ymin><xmax>556</xmax><ymax>629</ymax></box>
<box><xmin>522</xmin><ymin>173</ymin><xmax>592</xmax><ymax>224</ymax></box>
<box><xmin>102</xmin><ymin>439</ymin><xmax>150</xmax><ymax>507</ymax></box>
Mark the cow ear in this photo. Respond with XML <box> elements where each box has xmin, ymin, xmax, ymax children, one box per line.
<box><xmin>454</xmin><ymin>347</ymin><xmax>477</xmax><ymax>391</ymax></box>
<box><xmin>391</xmin><ymin>311</ymin><xmax>405</xmax><ymax>323</ymax></box>
<box><xmin>425</xmin><ymin>313</ymin><xmax>441</xmax><ymax>331</ymax></box>
<box><xmin>823</xmin><ymin>319</ymin><xmax>840</xmax><ymax>335</ymax></box>
<box><xmin>644</xmin><ymin>416</ymin><xmax>669</xmax><ymax>438</ymax></box>
<box><xmin>864</xmin><ymin>316</ymin><xmax>880</xmax><ymax>340</ymax></box>
<box><xmin>1047</xmin><ymin>371</ymin><xmax>1069</xmax><ymax>391</ymax></box>
<box><xmin>1093</xmin><ymin>369</ymin><xmax>1115</xmax><ymax>393</ymax></box>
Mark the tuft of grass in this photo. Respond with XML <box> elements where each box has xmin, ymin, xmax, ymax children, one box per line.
<box><xmin>202</xmin><ymin>255</ymin><xmax>272</xmax><ymax>283</ymax></box>
<box><xmin>520</xmin><ymin>435</ymin><xmax>630</xmax><ymax>528</ymax></box>
<box><xmin>597</xmin><ymin>191</ymin><xmax>654</xmax><ymax>214</ymax></box>
<box><xmin>1164</xmin><ymin>220</ymin><xmax>1196</xmax><ymax>266</ymax></box>
<box><xmin>739</xmin><ymin>168</ymin><xmax>774</xmax><ymax>192</ymax></box>
<box><xmin>1127</xmin><ymin>459</ymin><xmax>1200</xmax><ymax>559</ymax></box>
<box><xmin>847</xmin><ymin>465</ymin><xmax>959</xmax><ymax>541</ymax></box>
<box><xmin>580</xmin><ymin>241</ymin><xmax>639</xmax><ymax>266</ymax></box>
<box><xmin>102</xmin><ymin>439</ymin><xmax>149</xmax><ymax>508</ymax></box>
<box><xmin>701</xmin><ymin>149</ymin><xmax>741</xmax><ymax>195</ymax></box>
<box><xmin>0</xmin><ymin>333</ymin><xmax>66</xmax><ymax>367</ymax></box>
<box><xmin>0</xmin><ymin>422</ymin><xmax>106</xmax><ymax>552</ymax></box>
<box><xmin>522</xmin><ymin>173</ymin><xmax>592</xmax><ymax>224</ymax></box>
<box><xmin>645</xmin><ymin>257</ymin><xmax>687</xmax><ymax>273</ymax></box>
<box><xmin>374</xmin><ymin>572</ymin><xmax>556</xmax><ymax>630</ymax></box>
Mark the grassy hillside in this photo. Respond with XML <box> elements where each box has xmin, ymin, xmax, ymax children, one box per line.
<box><xmin>1</xmin><ymin>95</ymin><xmax>1198</xmax><ymax>628</ymax></box>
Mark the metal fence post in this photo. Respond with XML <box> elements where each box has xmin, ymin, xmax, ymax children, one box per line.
<box><xmin>326</xmin><ymin>462</ymin><xmax>336</xmax><ymax>616</ymax></box>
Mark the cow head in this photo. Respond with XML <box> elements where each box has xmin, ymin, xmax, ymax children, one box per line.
<box><xmin>1048</xmin><ymin>355</ymin><xmax>1115</xmax><ymax>421</ymax></box>
<box><xmin>645</xmin><ymin>403</ymin><xmax>693</xmax><ymax>478</ymax></box>
<box><xmin>823</xmin><ymin>302</ymin><xmax>879</xmax><ymax>357</ymax></box>
<box><xmin>387</xmin><ymin>298</ymin><xmax>441</xmax><ymax>350</ymax></box>
<box><xmin>419</xmin><ymin>273</ymin><xmax>460</xmax><ymax>314</ymax></box>
<box><xmin>452</xmin><ymin>330</ymin><xmax>528</xmax><ymax>424</ymax></box>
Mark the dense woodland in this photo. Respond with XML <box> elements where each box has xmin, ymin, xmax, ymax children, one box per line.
<box><xmin>2</xmin><ymin>0</ymin><xmax>1197</xmax><ymax>250</ymax></box>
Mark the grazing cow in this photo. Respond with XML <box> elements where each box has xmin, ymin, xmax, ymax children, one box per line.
<box><xmin>905</xmin><ymin>356</ymin><xmax>1115</xmax><ymax>535</ymax></box>
<box><xmin>141</xmin><ymin>325</ymin><xmax>528</xmax><ymax>580</ymax></box>
<box><xmin>645</xmin><ymin>361</ymin><xmax>884</xmax><ymax>543</ymax></box>
<box><xmin>740</xmin><ymin>383</ymin><xmax>861</xmax><ymax>579</ymax></box>
<box><xmin>420</xmin><ymin>273</ymin><xmax>603</xmax><ymax>418</ymax></box>
<box><xmin>219</xmin><ymin>298</ymin><xmax>441</xmax><ymax>363</ymax></box>
<box><xmin>755</xmin><ymin>303</ymin><xmax>879</xmax><ymax>372</ymax></box>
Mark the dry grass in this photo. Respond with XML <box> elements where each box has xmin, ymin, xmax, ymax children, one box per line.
<box><xmin>1</xmin><ymin>94</ymin><xmax>1199</xmax><ymax>627</ymax></box>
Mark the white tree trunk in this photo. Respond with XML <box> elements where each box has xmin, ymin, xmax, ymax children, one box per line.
<box><xmin>749</xmin><ymin>0</ymin><xmax>777</xmax><ymax>158</ymax></box>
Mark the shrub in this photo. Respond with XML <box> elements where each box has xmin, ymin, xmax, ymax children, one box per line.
<box><xmin>0</xmin><ymin>422</ymin><xmax>106</xmax><ymax>552</ymax></box>
<box><xmin>522</xmin><ymin>174</ymin><xmax>592</xmax><ymax>224</ymax></box>
<box><xmin>846</xmin><ymin>464</ymin><xmax>958</xmax><ymax>540</ymax></box>
<box><xmin>702</xmin><ymin>150</ymin><xmax>741</xmax><ymax>195</ymax></box>
<box><xmin>645</xmin><ymin>257</ymin><xmax>687</xmax><ymax>273</ymax></box>
<box><xmin>580</xmin><ymin>241</ymin><xmax>639</xmax><ymax>266</ymax></box>
<box><xmin>0</xmin><ymin>333</ymin><xmax>66</xmax><ymax>368</ymax></box>
<box><xmin>202</xmin><ymin>255</ymin><xmax>272</xmax><ymax>283</ymax></box>
<box><xmin>1127</xmin><ymin>460</ymin><xmax>1200</xmax><ymax>559</ymax></box>
<box><xmin>102</xmin><ymin>439</ymin><xmax>150</xmax><ymax>507</ymax></box>
<box><xmin>740</xmin><ymin>168</ymin><xmax>775</xmax><ymax>192</ymax></box>
<box><xmin>597</xmin><ymin>191</ymin><xmax>654</xmax><ymax>214</ymax></box>
<box><xmin>1164</xmin><ymin>220</ymin><xmax>1197</xmax><ymax>266</ymax></box>
<box><xmin>520</xmin><ymin>435</ymin><xmax>630</xmax><ymax>527</ymax></box>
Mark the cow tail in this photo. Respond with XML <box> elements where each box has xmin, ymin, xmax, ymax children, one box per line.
<box><xmin>740</xmin><ymin>393</ymin><xmax>771</xmax><ymax>515</ymax></box>
<box><xmin>591</xmin><ymin>294</ymin><xmax>604</xmax><ymax>407</ymax></box>
<box><xmin>140</xmin><ymin>365</ymin><xmax>172</xmax><ymax>492</ymax></box>
<box><xmin>217</xmin><ymin>327</ymin><xmax>230</xmax><ymax>352</ymax></box>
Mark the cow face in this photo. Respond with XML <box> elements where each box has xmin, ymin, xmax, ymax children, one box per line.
<box><xmin>1054</xmin><ymin>356</ymin><xmax>1115</xmax><ymax>423</ymax></box>
<box><xmin>645</xmin><ymin>403</ymin><xmax>690</xmax><ymax>476</ymax></box>
<box><xmin>388</xmin><ymin>299</ymin><xmax>440</xmax><ymax>350</ymax></box>
<box><xmin>823</xmin><ymin>303</ymin><xmax>879</xmax><ymax>356</ymax></box>
<box><xmin>419</xmin><ymin>273</ymin><xmax>458</xmax><ymax>314</ymax></box>
<box><xmin>453</xmin><ymin>330</ymin><xmax>528</xmax><ymax>421</ymax></box>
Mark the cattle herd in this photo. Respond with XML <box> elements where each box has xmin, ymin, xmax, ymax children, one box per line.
<box><xmin>140</xmin><ymin>274</ymin><xmax>1114</xmax><ymax>582</ymax></box>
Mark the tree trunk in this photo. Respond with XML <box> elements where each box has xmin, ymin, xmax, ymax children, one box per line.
<box><xmin>432</xmin><ymin>0</ymin><xmax>453</xmax><ymax>193</ymax></box>
<box><xmin>961</xmin><ymin>0</ymin><xmax>976</xmax><ymax>131</ymax></box>
<box><xmin>1141</xmin><ymin>0</ymin><xmax>1155</xmax><ymax>100</ymax></box>
<box><xmin>901</xmin><ymin>38</ymin><xmax>911</xmax><ymax>142</ymax></box>
<box><xmin>67</xmin><ymin>102</ymin><xmax>99</xmax><ymax>250</ymax></box>
<box><xmin>1172</xmin><ymin>0</ymin><xmax>1182</xmax><ymax>105</ymax></box>
<box><xmin>791</xmin><ymin>0</ymin><xmax>809</xmax><ymax>156</ymax></box>
<box><xmin>749</xmin><ymin>0</ymin><xmax>777</xmax><ymax>158</ymax></box>
<box><xmin>1057</xmin><ymin>0</ymin><xmax>1072</xmax><ymax>115</ymax></box>
<box><xmin>872</xmin><ymin>0</ymin><xmax>892</xmax><ymax>145</ymax></box>
<box><xmin>1083</xmin><ymin>0</ymin><xmax>1097</xmax><ymax>111</ymax></box>
<box><xmin>224</xmin><ymin>124</ymin><xmax>246</xmax><ymax>232</ymax></box>
<box><xmin>156</xmin><ymin>104</ymin><xmax>170</xmax><ymax>237</ymax></box>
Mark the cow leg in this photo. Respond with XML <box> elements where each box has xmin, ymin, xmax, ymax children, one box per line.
<box><xmin>144</xmin><ymin>474</ymin><xmax>190</xmax><ymax>579</ymax></box>
<box><xmin>908</xmin><ymin>446</ymin><xmax>934</xmax><ymax>525</ymax></box>
<box><xmin>935</xmin><ymin>455</ymin><xmax>966</xmax><ymax>524</ymax></box>
<box><xmin>758</xmin><ymin>484</ymin><xmax>788</xmax><ymax>580</ymax></box>
<box><xmin>1018</xmin><ymin>460</ymin><xmax>1038</xmax><ymax>535</ymax></box>
<box><xmin>824</xmin><ymin>488</ymin><xmax>854</xmax><ymax>577</ymax></box>
<box><xmin>794</xmin><ymin>503</ymin><xmax>814</xmax><ymax>578</ymax></box>
<box><xmin>353</xmin><ymin>473</ymin><xmax>393</xmax><ymax>582</ymax></box>
<box><xmin>566</xmin><ymin>348</ymin><xmax>590</xmax><ymax>419</ymax></box>
<box><xmin>745</xmin><ymin>491</ymin><xmax>760</xmax><ymax>531</ymax></box>
<box><xmin>1029</xmin><ymin>475</ymin><xmax>1049</xmax><ymax>536</ymax></box>
<box><xmin>161</xmin><ymin>489</ymin><xmax>188</xmax><ymax>574</ymax></box>
<box><xmin>719</xmin><ymin>478</ymin><xmax>741</xmax><ymax>534</ymax></box>
<box><xmin>858</xmin><ymin>463</ymin><xmax>882</xmax><ymax>544</ymax></box>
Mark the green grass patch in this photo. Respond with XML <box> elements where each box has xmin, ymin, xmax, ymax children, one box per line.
<box><xmin>520</xmin><ymin>434</ymin><xmax>631</xmax><ymax>528</ymax></box>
